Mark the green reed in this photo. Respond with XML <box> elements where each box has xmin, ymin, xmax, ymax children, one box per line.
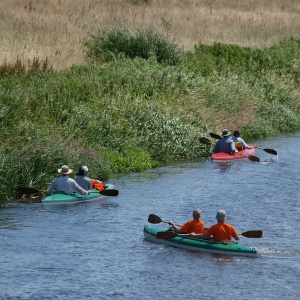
<box><xmin>0</xmin><ymin>26</ymin><xmax>299</xmax><ymax>201</ymax></box>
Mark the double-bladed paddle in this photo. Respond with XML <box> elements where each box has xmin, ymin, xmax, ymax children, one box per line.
<box><xmin>209</xmin><ymin>133</ymin><xmax>277</xmax><ymax>155</ymax></box>
<box><xmin>17</xmin><ymin>186</ymin><xmax>119</xmax><ymax>196</ymax></box>
<box><xmin>156</xmin><ymin>230</ymin><xmax>263</xmax><ymax>240</ymax></box>
<box><xmin>209</xmin><ymin>133</ymin><xmax>223</xmax><ymax>139</ymax></box>
<box><xmin>156</xmin><ymin>231</ymin><xmax>190</xmax><ymax>239</ymax></box>
<box><xmin>200</xmin><ymin>137</ymin><xmax>260</xmax><ymax>162</ymax></box>
<box><xmin>148</xmin><ymin>214</ymin><xmax>181</xmax><ymax>227</ymax></box>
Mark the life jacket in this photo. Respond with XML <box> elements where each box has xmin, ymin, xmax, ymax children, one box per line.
<box><xmin>91</xmin><ymin>180</ymin><xmax>107</xmax><ymax>191</ymax></box>
<box><xmin>235</xmin><ymin>142</ymin><xmax>244</xmax><ymax>151</ymax></box>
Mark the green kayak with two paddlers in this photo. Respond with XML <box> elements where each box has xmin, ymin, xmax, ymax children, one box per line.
<box><xmin>144</xmin><ymin>226</ymin><xmax>259</xmax><ymax>257</ymax></box>
<box><xmin>41</xmin><ymin>183</ymin><xmax>118</xmax><ymax>205</ymax></box>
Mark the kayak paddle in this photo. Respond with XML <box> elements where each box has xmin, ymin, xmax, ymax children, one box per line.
<box><xmin>209</xmin><ymin>132</ymin><xmax>223</xmax><ymax>139</ymax></box>
<box><xmin>238</xmin><ymin>230</ymin><xmax>263</xmax><ymax>238</ymax></box>
<box><xmin>200</xmin><ymin>137</ymin><xmax>260</xmax><ymax>162</ymax></box>
<box><xmin>210</xmin><ymin>132</ymin><xmax>277</xmax><ymax>155</ymax></box>
<box><xmin>18</xmin><ymin>187</ymin><xmax>46</xmax><ymax>195</ymax></box>
<box><xmin>148</xmin><ymin>214</ymin><xmax>181</xmax><ymax>227</ymax></box>
<box><xmin>254</xmin><ymin>146</ymin><xmax>277</xmax><ymax>155</ymax></box>
<box><xmin>156</xmin><ymin>230</ymin><xmax>263</xmax><ymax>240</ymax></box>
<box><xmin>17</xmin><ymin>186</ymin><xmax>119</xmax><ymax>196</ymax></box>
<box><xmin>99</xmin><ymin>189</ymin><xmax>119</xmax><ymax>196</ymax></box>
<box><xmin>156</xmin><ymin>231</ymin><xmax>190</xmax><ymax>239</ymax></box>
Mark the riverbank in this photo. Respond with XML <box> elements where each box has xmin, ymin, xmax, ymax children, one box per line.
<box><xmin>0</xmin><ymin>25</ymin><xmax>300</xmax><ymax>201</ymax></box>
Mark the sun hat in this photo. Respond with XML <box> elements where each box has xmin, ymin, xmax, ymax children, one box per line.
<box><xmin>216</xmin><ymin>210</ymin><xmax>226</xmax><ymax>221</ymax></box>
<box><xmin>58</xmin><ymin>165</ymin><xmax>73</xmax><ymax>175</ymax></box>
<box><xmin>193</xmin><ymin>208</ymin><xmax>202</xmax><ymax>217</ymax></box>
<box><xmin>221</xmin><ymin>129</ymin><xmax>230</xmax><ymax>137</ymax></box>
<box><xmin>79</xmin><ymin>166</ymin><xmax>89</xmax><ymax>173</ymax></box>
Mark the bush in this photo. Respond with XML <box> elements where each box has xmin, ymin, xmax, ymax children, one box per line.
<box><xmin>84</xmin><ymin>24</ymin><xmax>182</xmax><ymax>66</ymax></box>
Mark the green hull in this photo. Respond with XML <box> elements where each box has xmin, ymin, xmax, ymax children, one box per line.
<box><xmin>144</xmin><ymin>226</ymin><xmax>258</xmax><ymax>257</ymax></box>
<box><xmin>42</xmin><ymin>183</ymin><xmax>115</xmax><ymax>205</ymax></box>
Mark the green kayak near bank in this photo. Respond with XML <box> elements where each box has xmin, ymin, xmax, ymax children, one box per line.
<box><xmin>42</xmin><ymin>183</ymin><xmax>117</xmax><ymax>205</ymax></box>
<box><xmin>144</xmin><ymin>226</ymin><xmax>258</xmax><ymax>257</ymax></box>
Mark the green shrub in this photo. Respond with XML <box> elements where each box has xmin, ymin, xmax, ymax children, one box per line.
<box><xmin>84</xmin><ymin>24</ymin><xmax>182</xmax><ymax>65</ymax></box>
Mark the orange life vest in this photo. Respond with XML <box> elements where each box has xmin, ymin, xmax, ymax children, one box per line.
<box><xmin>91</xmin><ymin>180</ymin><xmax>107</xmax><ymax>191</ymax></box>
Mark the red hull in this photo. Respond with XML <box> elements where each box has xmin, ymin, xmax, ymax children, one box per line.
<box><xmin>212</xmin><ymin>148</ymin><xmax>255</xmax><ymax>160</ymax></box>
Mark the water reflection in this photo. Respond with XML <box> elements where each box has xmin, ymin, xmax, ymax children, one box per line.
<box><xmin>212</xmin><ymin>161</ymin><xmax>242</xmax><ymax>173</ymax></box>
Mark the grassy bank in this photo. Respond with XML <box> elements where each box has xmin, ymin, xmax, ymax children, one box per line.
<box><xmin>1</xmin><ymin>25</ymin><xmax>300</xmax><ymax>201</ymax></box>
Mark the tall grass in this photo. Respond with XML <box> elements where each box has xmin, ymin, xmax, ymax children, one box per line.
<box><xmin>1</xmin><ymin>0</ymin><xmax>300</xmax><ymax>70</ymax></box>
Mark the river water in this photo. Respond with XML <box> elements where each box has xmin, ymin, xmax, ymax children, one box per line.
<box><xmin>1</xmin><ymin>132</ymin><xmax>299</xmax><ymax>299</ymax></box>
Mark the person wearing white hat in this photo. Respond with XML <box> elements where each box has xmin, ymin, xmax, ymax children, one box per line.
<box><xmin>74</xmin><ymin>166</ymin><xmax>92</xmax><ymax>190</ymax></box>
<box><xmin>168</xmin><ymin>208</ymin><xmax>205</xmax><ymax>234</ymax></box>
<box><xmin>212</xmin><ymin>129</ymin><xmax>237</xmax><ymax>155</ymax></box>
<box><xmin>74</xmin><ymin>166</ymin><xmax>107</xmax><ymax>191</ymax></box>
<box><xmin>46</xmin><ymin>165</ymin><xmax>90</xmax><ymax>195</ymax></box>
<box><xmin>190</xmin><ymin>210</ymin><xmax>239</xmax><ymax>242</ymax></box>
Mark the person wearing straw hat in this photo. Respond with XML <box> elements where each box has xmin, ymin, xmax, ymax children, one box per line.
<box><xmin>212</xmin><ymin>129</ymin><xmax>237</xmax><ymax>155</ymax></box>
<box><xmin>46</xmin><ymin>165</ymin><xmax>90</xmax><ymax>195</ymax></box>
<box><xmin>190</xmin><ymin>210</ymin><xmax>239</xmax><ymax>242</ymax></box>
<box><xmin>168</xmin><ymin>209</ymin><xmax>205</xmax><ymax>234</ymax></box>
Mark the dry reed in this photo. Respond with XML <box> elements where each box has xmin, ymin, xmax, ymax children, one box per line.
<box><xmin>1</xmin><ymin>0</ymin><xmax>300</xmax><ymax>70</ymax></box>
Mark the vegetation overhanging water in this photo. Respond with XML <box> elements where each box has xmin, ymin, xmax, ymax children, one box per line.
<box><xmin>0</xmin><ymin>25</ymin><xmax>299</xmax><ymax>201</ymax></box>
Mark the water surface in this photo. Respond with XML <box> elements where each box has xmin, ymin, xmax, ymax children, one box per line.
<box><xmin>1</xmin><ymin>132</ymin><xmax>299</xmax><ymax>299</ymax></box>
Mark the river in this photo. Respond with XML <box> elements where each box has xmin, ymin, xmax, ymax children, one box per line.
<box><xmin>1</xmin><ymin>132</ymin><xmax>299</xmax><ymax>299</ymax></box>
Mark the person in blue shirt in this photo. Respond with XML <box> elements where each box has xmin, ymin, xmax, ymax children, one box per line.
<box><xmin>74</xmin><ymin>166</ymin><xmax>92</xmax><ymax>190</ymax></box>
<box><xmin>212</xmin><ymin>129</ymin><xmax>237</xmax><ymax>155</ymax></box>
<box><xmin>47</xmin><ymin>165</ymin><xmax>90</xmax><ymax>195</ymax></box>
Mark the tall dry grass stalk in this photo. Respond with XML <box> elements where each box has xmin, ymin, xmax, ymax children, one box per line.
<box><xmin>1</xmin><ymin>0</ymin><xmax>300</xmax><ymax>70</ymax></box>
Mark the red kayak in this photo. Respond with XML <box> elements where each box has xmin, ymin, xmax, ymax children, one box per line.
<box><xmin>212</xmin><ymin>148</ymin><xmax>255</xmax><ymax>160</ymax></box>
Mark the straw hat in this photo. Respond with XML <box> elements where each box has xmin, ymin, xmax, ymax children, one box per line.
<box><xmin>58</xmin><ymin>165</ymin><xmax>73</xmax><ymax>175</ymax></box>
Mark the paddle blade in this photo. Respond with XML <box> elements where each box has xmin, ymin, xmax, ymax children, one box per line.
<box><xmin>241</xmin><ymin>230</ymin><xmax>263</xmax><ymax>238</ymax></box>
<box><xmin>148</xmin><ymin>214</ymin><xmax>162</xmax><ymax>224</ymax></box>
<box><xmin>17</xmin><ymin>187</ymin><xmax>43</xmax><ymax>195</ymax></box>
<box><xmin>263</xmin><ymin>148</ymin><xmax>277</xmax><ymax>155</ymax></box>
<box><xmin>248</xmin><ymin>155</ymin><xmax>260</xmax><ymax>162</ymax></box>
<box><xmin>200</xmin><ymin>137</ymin><xmax>213</xmax><ymax>145</ymax></box>
<box><xmin>210</xmin><ymin>133</ymin><xmax>222</xmax><ymax>139</ymax></box>
<box><xmin>156</xmin><ymin>231</ymin><xmax>178</xmax><ymax>239</ymax></box>
<box><xmin>100</xmin><ymin>189</ymin><xmax>119</xmax><ymax>196</ymax></box>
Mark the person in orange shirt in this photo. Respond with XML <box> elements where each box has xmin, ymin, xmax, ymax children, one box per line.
<box><xmin>168</xmin><ymin>209</ymin><xmax>205</xmax><ymax>234</ymax></box>
<box><xmin>190</xmin><ymin>210</ymin><xmax>239</xmax><ymax>242</ymax></box>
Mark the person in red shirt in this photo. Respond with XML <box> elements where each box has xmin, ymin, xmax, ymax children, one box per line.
<box><xmin>168</xmin><ymin>209</ymin><xmax>205</xmax><ymax>234</ymax></box>
<box><xmin>190</xmin><ymin>210</ymin><xmax>239</xmax><ymax>242</ymax></box>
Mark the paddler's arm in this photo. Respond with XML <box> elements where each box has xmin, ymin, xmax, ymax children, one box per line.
<box><xmin>233</xmin><ymin>235</ymin><xmax>240</xmax><ymax>241</ymax></box>
<box><xmin>72</xmin><ymin>181</ymin><xmax>90</xmax><ymax>195</ymax></box>
<box><xmin>46</xmin><ymin>181</ymin><xmax>55</xmax><ymax>195</ymax></box>
<box><xmin>168</xmin><ymin>221</ymin><xmax>185</xmax><ymax>233</ymax></box>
